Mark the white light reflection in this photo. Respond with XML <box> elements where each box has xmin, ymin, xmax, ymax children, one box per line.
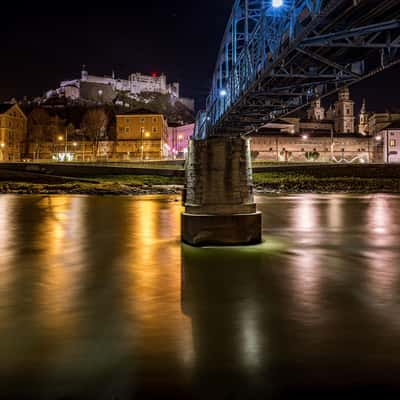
<box><xmin>239</xmin><ymin>299</ymin><xmax>263</xmax><ymax>371</ymax></box>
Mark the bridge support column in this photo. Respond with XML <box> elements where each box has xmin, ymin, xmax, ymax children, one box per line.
<box><xmin>182</xmin><ymin>136</ymin><xmax>262</xmax><ymax>246</ymax></box>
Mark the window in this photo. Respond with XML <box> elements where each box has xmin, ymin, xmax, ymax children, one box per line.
<box><xmin>152</xmin><ymin>117</ymin><xmax>157</xmax><ymax>123</ymax></box>
<box><xmin>125</xmin><ymin>127</ymin><xmax>129</xmax><ymax>133</ymax></box>
<box><xmin>140</xmin><ymin>127</ymin><xmax>145</xmax><ymax>134</ymax></box>
<box><xmin>153</xmin><ymin>127</ymin><xmax>157</xmax><ymax>133</ymax></box>
<box><xmin>140</xmin><ymin>118</ymin><xmax>145</xmax><ymax>123</ymax></box>
<box><xmin>269</xmin><ymin>148</ymin><xmax>273</xmax><ymax>152</ymax></box>
<box><xmin>126</xmin><ymin>118</ymin><xmax>130</xmax><ymax>124</ymax></box>
<box><xmin>390</xmin><ymin>139</ymin><xmax>397</xmax><ymax>148</ymax></box>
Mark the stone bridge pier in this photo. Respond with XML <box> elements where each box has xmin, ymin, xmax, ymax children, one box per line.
<box><xmin>181</xmin><ymin>136</ymin><xmax>262</xmax><ymax>246</ymax></box>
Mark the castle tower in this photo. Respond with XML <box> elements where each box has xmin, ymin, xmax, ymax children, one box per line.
<box><xmin>81</xmin><ymin>65</ymin><xmax>88</xmax><ymax>81</ymax></box>
<box><xmin>307</xmin><ymin>97</ymin><xmax>325</xmax><ymax>121</ymax></box>
<box><xmin>358</xmin><ymin>98</ymin><xmax>369</xmax><ymax>135</ymax></box>
<box><xmin>334</xmin><ymin>87</ymin><xmax>355</xmax><ymax>133</ymax></box>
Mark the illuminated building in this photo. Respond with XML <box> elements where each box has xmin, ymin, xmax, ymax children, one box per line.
<box><xmin>116</xmin><ymin>109</ymin><xmax>168</xmax><ymax>160</ymax></box>
<box><xmin>0</xmin><ymin>103</ymin><xmax>27</xmax><ymax>161</ymax></box>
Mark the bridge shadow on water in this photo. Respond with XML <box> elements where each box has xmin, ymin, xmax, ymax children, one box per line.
<box><xmin>178</xmin><ymin>240</ymin><xmax>400</xmax><ymax>400</ymax></box>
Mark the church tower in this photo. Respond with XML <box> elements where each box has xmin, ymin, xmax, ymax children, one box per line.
<box><xmin>307</xmin><ymin>97</ymin><xmax>325</xmax><ymax>121</ymax></box>
<box><xmin>358</xmin><ymin>98</ymin><xmax>369</xmax><ymax>135</ymax></box>
<box><xmin>334</xmin><ymin>87</ymin><xmax>355</xmax><ymax>133</ymax></box>
<box><xmin>81</xmin><ymin>65</ymin><xmax>88</xmax><ymax>81</ymax></box>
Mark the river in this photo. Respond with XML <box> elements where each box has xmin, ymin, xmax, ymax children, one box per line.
<box><xmin>0</xmin><ymin>194</ymin><xmax>400</xmax><ymax>399</ymax></box>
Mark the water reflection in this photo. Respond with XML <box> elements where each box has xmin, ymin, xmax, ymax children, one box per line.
<box><xmin>0</xmin><ymin>194</ymin><xmax>400</xmax><ymax>398</ymax></box>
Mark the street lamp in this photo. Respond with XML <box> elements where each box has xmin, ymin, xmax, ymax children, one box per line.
<box><xmin>219</xmin><ymin>89</ymin><xmax>227</xmax><ymax>97</ymax></box>
<box><xmin>272</xmin><ymin>0</ymin><xmax>283</xmax><ymax>7</ymax></box>
<box><xmin>0</xmin><ymin>143</ymin><xmax>5</xmax><ymax>161</ymax></box>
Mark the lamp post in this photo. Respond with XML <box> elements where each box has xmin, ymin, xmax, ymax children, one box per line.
<box><xmin>330</xmin><ymin>126</ymin><xmax>334</xmax><ymax>162</ymax></box>
<box><xmin>140</xmin><ymin>128</ymin><xmax>144</xmax><ymax>161</ymax></box>
<box><xmin>65</xmin><ymin>127</ymin><xmax>68</xmax><ymax>156</ymax></box>
<box><xmin>0</xmin><ymin>143</ymin><xmax>5</xmax><ymax>161</ymax></box>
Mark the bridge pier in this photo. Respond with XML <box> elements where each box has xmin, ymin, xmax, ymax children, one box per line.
<box><xmin>181</xmin><ymin>136</ymin><xmax>262</xmax><ymax>246</ymax></box>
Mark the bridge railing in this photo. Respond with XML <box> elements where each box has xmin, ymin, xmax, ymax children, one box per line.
<box><xmin>194</xmin><ymin>0</ymin><xmax>325</xmax><ymax>138</ymax></box>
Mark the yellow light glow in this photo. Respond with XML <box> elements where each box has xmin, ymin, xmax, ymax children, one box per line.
<box><xmin>58</xmin><ymin>136</ymin><xmax>64</xmax><ymax>141</ymax></box>
<box><xmin>0</xmin><ymin>143</ymin><xmax>5</xmax><ymax>148</ymax></box>
<box><xmin>145</xmin><ymin>132</ymin><xmax>150</xmax><ymax>138</ymax></box>
<box><xmin>178</xmin><ymin>134</ymin><xmax>183</xmax><ymax>140</ymax></box>
<box><xmin>73</xmin><ymin>142</ymin><xmax>78</xmax><ymax>147</ymax></box>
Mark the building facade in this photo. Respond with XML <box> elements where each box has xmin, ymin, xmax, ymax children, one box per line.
<box><xmin>116</xmin><ymin>109</ymin><xmax>168</xmax><ymax>160</ymax></box>
<box><xmin>0</xmin><ymin>104</ymin><xmax>27</xmax><ymax>161</ymax></box>
<box><xmin>368</xmin><ymin>112</ymin><xmax>400</xmax><ymax>136</ymax></box>
<box><xmin>377</xmin><ymin>120</ymin><xmax>400</xmax><ymax>163</ymax></box>
<box><xmin>250</xmin><ymin>130</ymin><xmax>373</xmax><ymax>163</ymax></box>
<box><xmin>167</xmin><ymin>123</ymin><xmax>194</xmax><ymax>159</ymax></box>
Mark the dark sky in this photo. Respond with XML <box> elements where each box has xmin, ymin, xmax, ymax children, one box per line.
<box><xmin>1</xmin><ymin>0</ymin><xmax>399</xmax><ymax>112</ymax></box>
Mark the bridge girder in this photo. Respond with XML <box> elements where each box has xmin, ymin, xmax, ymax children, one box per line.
<box><xmin>195</xmin><ymin>0</ymin><xmax>400</xmax><ymax>138</ymax></box>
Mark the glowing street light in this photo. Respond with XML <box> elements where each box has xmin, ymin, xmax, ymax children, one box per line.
<box><xmin>0</xmin><ymin>143</ymin><xmax>5</xmax><ymax>148</ymax></box>
<box><xmin>302</xmin><ymin>135</ymin><xmax>308</xmax><ymax>140</ymax></box>
<box><xmin>145</xmin><ymin>132</ymin><xmax>150</xmax><ymax>138</ymax></box>
<box><xmin>73</xmin><ymin>142</ymin><xmax>78</xmax><ymax>147</ymax></box>
<box><xmin>272</xmin><ymin>0</ymin><xmax>283</xmax><ymax>7</ymax></box>
<box><xmin>375</xmin><ymin>135</ymin><xmax>382</xmax><ymax>141</ymax></box>
<box><xmin>219</xmin><ymin>89</ymin><xmax>227</xmax><ymax>97</ymax></box>
<box><xmin>58</xmin><ymin>135</ymin><xmax>64</xmax><ymax>141</ymax></box>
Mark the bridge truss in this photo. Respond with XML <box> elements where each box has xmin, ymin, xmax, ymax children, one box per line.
<box><xmin>195</xmin><ymin>0</ymin><xmax>400</xmax><ymax>138</ymax></box>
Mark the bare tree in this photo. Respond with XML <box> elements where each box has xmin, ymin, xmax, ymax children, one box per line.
<box><xmin>28</xmin><ymin>108</ymin><xmax>52</xmax><ymax>160</ymax></box>
<box><xmin>81</xmin><ymin>108</ymin><xmax>108</xmax><ymax>160</ymax></box>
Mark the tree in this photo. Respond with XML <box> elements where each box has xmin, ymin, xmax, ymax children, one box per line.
<box><xmin>28</xmin><ymin>108</ymin><xmax>52</xmax><ymax>160</ymax></box>
<box><xmin>81</xmin><ymin>108</ymin><xmax>108</xmax><ymax>160</ymax></box>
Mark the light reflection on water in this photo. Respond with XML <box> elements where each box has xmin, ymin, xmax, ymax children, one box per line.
<box><xmin>0</xmin><ymin>194</ymin><xmax>400</xmax><ymax>398</ymax></box>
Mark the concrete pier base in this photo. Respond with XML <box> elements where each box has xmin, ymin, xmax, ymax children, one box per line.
<box><xmin>182</xmin><ymin>136</ymin><xmax>262</xmax><ymax>246</ymax></box>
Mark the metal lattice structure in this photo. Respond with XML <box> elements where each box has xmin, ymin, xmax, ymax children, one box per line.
<box><xmin>195</xmin><ymin>0</ymin><xmax>400</xmax><ymax>139</ymax></box>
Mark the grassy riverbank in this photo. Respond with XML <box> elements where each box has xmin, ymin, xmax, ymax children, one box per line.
<box><xmin>253</xmin><ymin>172</ymin><xmax>400</xmax><ymax>193</ymax></box>
<box><xmin>1</xmin><ymin>166</ymin><xmax>400</xmax><ymax>194</ymax></box>
<box><xmin>0</xmin><ymin>170</ymin><xmax>183</xmax><ymax>195</ymax></box>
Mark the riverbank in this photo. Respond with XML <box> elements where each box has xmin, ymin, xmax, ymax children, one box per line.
<box><xmin>1</xmin><ymin>167</ymin><xmax>400</xmax><ymax>194</ymax></box>
<box><xmin>0</xmin><ymin>170</ymin><xmax>183</xmax><ymax>195</ymax></box>
<box><xmin>253</xmin><ymin>172</ymin><xmax>400</xmax><ymax>193</ymax></box>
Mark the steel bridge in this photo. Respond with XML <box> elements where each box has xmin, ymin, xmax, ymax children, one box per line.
<box><xmin>195</xmin><ymin>0</ymin><xmax>400</xmax><ymax>138</ymax></box>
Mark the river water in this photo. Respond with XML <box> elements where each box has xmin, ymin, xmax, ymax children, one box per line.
<box><xmin>0</xmin><ymin>194</ymin><xmax>400</xmax><ymax>399</ymax></box>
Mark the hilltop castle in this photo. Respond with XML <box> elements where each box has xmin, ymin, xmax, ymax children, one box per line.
<box><xmin>46</xmin><ymin>67</ymin><xmax>195</xmax><ymax>111</ymax></box>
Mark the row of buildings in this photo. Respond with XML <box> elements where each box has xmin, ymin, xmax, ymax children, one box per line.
<box><xmin>1</xmin><ymin>88</ymin><xmax>399</xmax><ymax>163</ymax></box>
<box><xmin>0</xmin><ymin>103</ymin><xmax>193</xmax><ymax>161</ymax></box>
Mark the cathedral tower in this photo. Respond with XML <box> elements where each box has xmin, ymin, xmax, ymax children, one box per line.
<box><xmin>334</xmin><ymin>87</ymin><xmax>355</xmax><ymax>133</ymax></box>
<box><xmin>307</xmin><ymin>97</ymin><xmax>325</xmax><ymax>121</ymax></box>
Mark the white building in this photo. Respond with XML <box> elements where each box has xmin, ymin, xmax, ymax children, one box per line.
<box><xmin>378</xmin><ymin>120</ymin><xmax>400</xmax><ymax>163</ymax></box>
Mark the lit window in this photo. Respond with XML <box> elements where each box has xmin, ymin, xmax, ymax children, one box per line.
<box><xmin>390</xmin><ymin>139</ymin><xmax>397</xmax><ymax>147</ymax></box>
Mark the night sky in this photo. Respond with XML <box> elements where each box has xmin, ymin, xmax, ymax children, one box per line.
<box><xmin>1</xmin><ymin>0</ymin><xmax>399</xmax><ymax>112</ymax></box>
